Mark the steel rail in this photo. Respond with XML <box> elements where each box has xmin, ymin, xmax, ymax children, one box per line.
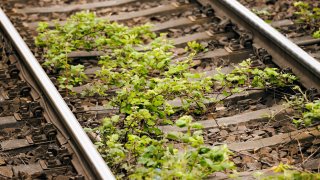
<box><xmin>0</xmin><ymin>8</ymin><xmax>115</xmax><ymax>180</ymax></box>
<box><xmin>200</xmin><ymin>0</ymin><xmax>320</xmax><ymax>89</ymax></box>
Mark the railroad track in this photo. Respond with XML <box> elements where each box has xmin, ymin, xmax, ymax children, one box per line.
<box><xmin>1</xmin><ymin>0</ymin><xmax>320</xmax><ymax>179</ymax></box>
<box><xmin>239</xmin><ymin>0</ymin><xmax>320</xmax><ymax>58</ymax></box>
<box><xmin>0</xmin><ymin>6</ymin><xmax>113</xmax><ymax>180</ymax></box>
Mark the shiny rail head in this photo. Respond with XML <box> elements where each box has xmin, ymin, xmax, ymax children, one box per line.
<box><xmin>218</xmin><ymin>0</ymin><xmax>320</xmax><ymax>78</ymax></box>
<box><xmin>199</xmin><ymin>0</ymin><xmax>320</xmax><ymax>89</ymax></box>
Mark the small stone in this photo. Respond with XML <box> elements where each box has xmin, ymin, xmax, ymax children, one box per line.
<box><xmin>208</xmin><ymin>128</ymin><xmax>219</xmax><ymax>134</ymax></box>
<box><xmin>256</xmin><ymin>104</ymin><xmax>267</xmax><ymax>109</ymax></box>
<box><xmin>233</xmin><ymin>157</ymin><xmax>242</xmax><ymax>165</ymax></box>
<box><xmin>280</xmin><ymin>158</ymin><xmax>290</xmax><ymax>164</ymax></box>
<box><xmin>307</xmin><ymin>147</ymin><xmax>317</xmax><ymax>153</ymax></box>
<box><xmin>251</xmin><ymin>134</ymin><xmax>262</xmax><ymax>140</ymax></box>
<box><xmin>203</xmin><ymin>65</ymin><xmax>211</xmax><ymax>71</ymax></box>
<box><xmin>192</xmin><ymin>60</ymin><xmax>201</xmax><ymax>66</ymax></box>
<box><xmin>242</xmin><ymin>155</ymin><xmax>254</xmax><ymax>163</ymax></box>
<box><xmin>247</xmin><ymin>162</ymin><xmax>261</xmax><ymax>170</ymax></box>
<box><xmin>265</xmin><ymin>128</ymin><xmax>275</xmax><ymax>136</ymax></box>
<box><xmin>29</xmin><ymin>14</ymin><xmax>38</xmax><ymax>21</ymax></box>
<box><xmin>211</xmin><ymin>172</ymin><xmax>228</xmax><ymax>179</ymax></box>
<box><xmin>18</xmin><ymin>153</ymin><xmax>25</xmax><ymax>158</ymax></box>
<box><xmin>270</xmin><ymin>150</ymin><xmax>279</xmax><ymax>159</ymax></box>
<box><xmin>228</xmin><ymin>125</ymin><xmax>237</xmax><ymax>132</ymax></box>
<box><xmin>303</xmin><ymin>158</ymin><xmax>320</xmax><ymax>170</ymax></box>
<box><xmin>200</xmin><ymin>42</ymin><xmax>208</xmax><ymax>48</ymax></box>
<box><xmin>0</xmin><ymin>167</ymin><xmax>13</xmax><ymax>178</ymax></box>
<box><xmin>289</xmin><ymin>146</ymin><xmax>298</xmax><ymax>155</ymax></box>
<box><xmin>280</xmin><ymin>123</ymin><xmax>297</xmax><ymax>132</ymax></box>
<box><xmin>250</xmin><ymin>105</ymin><xmax>258</xmax><ymax>111</ymax></box>
<box><xmin>184</xmin><ymin>28</ymin><xmax>191</xmax><ymax>33</ymax></box>
<box><xmin>191</xmin><ymin>24</ymin><xmax>201</xmax><ymax>30</ymax></box>
<box><xmin>220</xmin><ymin>130</ymin><xmax>228</xmax><ymax>137</ymax></box>
<box><xmin>0</xmin><ymin>157</ymin><xmax>5</xmax><ymax>165</ymax></box>
<box><xmin>225</xmin><ymin>135</ymin><xmax>236</xmax><ymax>143</ymax></box>
<box><xmin>207</xmin><ymin>113</ymin><xmax>217</xmax><ymax>119</ymax></box>
<box><xmin>216</xmin><ymin>106</ymin><xmax>226</xmax><ymax>111</ymax></box>
<box><xmin>261</xmin><ymin>156</ymin><xmax>275</xmax><ymax>164</ymax></box>
<box><xmin>259</xmin><ymin>147</ymin><xmax>272</xmax><ymax>155</ymax></box>
<box><xmin>280</xmin><ymin>151</ymin><xmax>287</xmax><ymax>158</ymax></box>
<box><xmin>312</xmin><ymin>139</ymin><xmax>320</xmax><ymax>145</ymax></box>
<box><xmin>190</xmin><ymin>68</ymin><xmax>196</xmax><ymax>73</ymax></box>
<box><xmin>175</xmin><ymin>48</ymin><xmax>186</xmax><ymax>55</ymax></box>
<box><xmin>241</xmin><ymin>134</ymin><xmax>251</xmax><ymax>140</ymax></box>
<box><xmin>237</xmin><ymin>125</ymin><xmax>247</xmax><ymax>132</ymax></box>
<box><xmin>87</xmin><ymin>132</ymin><xmax>100</xmax><ymax>142</ymax></box>
<box><xmin>195</xmin><ymin>66</ymin><xmax>203</xmax><ymax>72</ymax></box>
<box><xmin>253</xmin><ymin>130</ymin><xmax>266</xmax><ymax>136</ymax></box>
<box><xmin>55</xmin><ymin>176</ymin><xmax>70</xmax><ymax>180</ymax></box>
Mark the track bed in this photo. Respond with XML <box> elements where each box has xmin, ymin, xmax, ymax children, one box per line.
<box><xmin>0</xmin><ymin>22</ymin><xmax>85</xmax><ymax>179</ymax></box>
<box><xmin>1</xmin><ymin>0</ymin><xmax>319</xmax><ymax>179</ymax></box>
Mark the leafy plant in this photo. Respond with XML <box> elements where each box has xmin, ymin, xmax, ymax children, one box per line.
<box><xmin>301</xmin><ymin>100</ymin><xmax>320</xmax><ymax>125</ymax></box>
<box><xmin>95</xmin><ymin>58</ymin><xmax>297</xmax><ymax>178</ymax></box>
<box><xmin>252</xmin><ymin>8</ymin><xmax>271</xmax><ymax>16</ymax></box>
<box><xmin>255</xmin><ymin>163</ymin><xmax>320</xmax><ymax>180</ymax></box>
<box><xmin>313</xmin><ymin>30</ymin><xmax>320</xmax><ymax>38</ymax></box>
<box><xmin>131</xmin><ymin>144</ymin><xmax>234</xmax><ymax>179</ymax></box>
<box><xmin>284</xmin><ymin>86</ymin><xmax>320</xmax><ymax>126</ymax></box>
<box><xmin>37</xmin><ymin>12</ymin><xmax>300</xmax><ymax>179</ymax></box>
<box><xmin>58</xmin><ymin>64</ymin><xmax>87</xmax><ymax>90</ymax></box>
<box><xmin>288</xmin><ymin>97</ymin><xmax>320</xmax><ymax>126</ymax></box>
<box><xmin>293</xmin><ymin>1</ymin><xmax>320</xmax><ymax>38</ymax></box>
<box><xmin>294</xmin><ymin>2</ymin><xmax>320</xmax><ymax>24</ymax></box>
<box><xmin>213</xmin><ymin>59</ymin><xmax>297</xmax><ymax>96</ymax></box>
<box><xmin>97</xmin><ymin>113</ymin><xmax>234</xmax><ymax>179</ymax></box>
<box><xmin>185</xmin><ymin>41</ymin><xmax>206</xmax><ymax>53</ymax></box>
<box><xmin>36</xmin><ymin>12</ymin><xmax>156</xmax><ymax>92</ymax></box>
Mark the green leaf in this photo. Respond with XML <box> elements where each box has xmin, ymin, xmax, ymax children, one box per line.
<box><xmin>176</xmin><ymin>119</ymin><xmax>187</xmax><ymax>128</ymax></box>
<box><xmin>147</xmin><ymin>119</ymin><xmax>156</xmax><ymax>126</ymax></box>
<box><xmin>222</xmin><ymin>90</ymin><xmax>230</xmax><ymax>96</ymax></box>
<box><xmin>198</xmin><ymin>147</ymin><xmax>211</xmax><ymax>154</ymax></box>
<box><xmin>191</xmin><ymin>123</ymin><xmax>203</xmax><ymax>129</ymax></box>
<box><xmin>162</xmin><ymin>119</ymin><xmax>173</xmax><ymax>125</ymax></box>
<box><xmin>157</xmin><ymin>60</ymin><xmax>166</xmax><ymax>69</ymax></box>
<box><xmin>166</xmin><ymin>132</ymin><xmax>181</xmax><ymax>141</ymax></box>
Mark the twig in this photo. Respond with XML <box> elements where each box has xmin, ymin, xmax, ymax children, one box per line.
<box><xmin>296</xmin><ymin>139</ymin><xmax>305</xmax><ymax>162</ymax></box>
<box><xmin>302</xmin><ymin>146</ymin><xmax>320</xmax><ymax>165</ymax></box>
<box><xmin>19</xmin><ymin>155</ymin><xmax>26</xmax><ymax>166</ymax></box>
<box><xmin>233</xmin><ymin>151</ymin><xmax>274</xmax><ymax>167</ymax></box>
<box><xmin>265</xmin><ymin>106</ymin><xmax>288</xmax><ymax>126</ymax></box>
